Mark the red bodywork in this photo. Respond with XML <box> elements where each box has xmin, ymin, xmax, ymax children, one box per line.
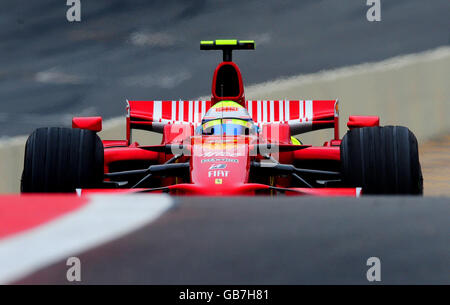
<box><xmin>73</xmin><ymin>57</ymin><xmax>375</xmax><ymax>197</ymax></box>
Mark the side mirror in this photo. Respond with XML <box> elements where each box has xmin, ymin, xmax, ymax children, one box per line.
<box><xmin>72</xmin><ymin>116</ymin><xmax>102</xmax><ymax>132</ymax></box>
<box><xmin>347</xmin><ymin>116</ymin><xmax>379</xmax><ymax>129</ymax></box>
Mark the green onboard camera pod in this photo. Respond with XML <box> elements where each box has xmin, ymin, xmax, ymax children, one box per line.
<box><xmin>200</xmin><ymin>39</ymin><xmax>255</xmax><ymax>61</ymax></box>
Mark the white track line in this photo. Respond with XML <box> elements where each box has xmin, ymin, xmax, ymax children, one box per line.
<box><xmin>0</xmin><ymin>194</ymin><xmax>173</xmax><ymax>284</ymax></box>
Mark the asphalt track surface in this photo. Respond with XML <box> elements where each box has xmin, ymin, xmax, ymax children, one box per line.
<box><xmin>16</xmin><ymin>196</ymin><xmax>450</xmax><ymax>285</ymax></box>
<box><xmin>1</xmin><ymin>0</ymin><xmax>449</xmax><ymax>137</ymax></box>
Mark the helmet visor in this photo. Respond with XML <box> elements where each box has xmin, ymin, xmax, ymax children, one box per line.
<box><xmin>202</xmin><ymin>119</ymin><xmax>254</xmax><ymax>136</ymax></box>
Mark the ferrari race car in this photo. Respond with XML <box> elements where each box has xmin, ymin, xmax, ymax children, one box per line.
<box><xmin>21</xmin><ymin>40</ymin><xmax>423</xmax><ymax>196</ymax></box>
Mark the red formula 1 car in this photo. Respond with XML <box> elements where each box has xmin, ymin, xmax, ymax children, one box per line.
<box><xmin>21</xmin><ymin>40</ymin><xmax>423</xmax><ymax>196</ymax></box>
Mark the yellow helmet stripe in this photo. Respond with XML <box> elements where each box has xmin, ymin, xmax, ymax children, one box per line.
<box><xmin>202</xmin><ymin>119</ymin><xmax>221</xmax><ymax>129</ymax></box>
<box><xmin>202</xmin><ymin>118</ymin><xmax>252</xmax><ymax>129</ymax></box>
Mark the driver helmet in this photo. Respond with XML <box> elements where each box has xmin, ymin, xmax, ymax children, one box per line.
<box><xmin>199</xmin><ymin>101</ymin><xmax>257</xmax><ymax>136</ymax></box>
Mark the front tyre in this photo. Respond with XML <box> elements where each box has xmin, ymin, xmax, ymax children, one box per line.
<box><xmin>340</xmin><ymin>126</ymin><xmax>423</xmax><ymax>195</ymax></box>
<box><xmin>21</xmin><ymin>127</ymin><xmax>104</xmax><ymax>193</ymax></box>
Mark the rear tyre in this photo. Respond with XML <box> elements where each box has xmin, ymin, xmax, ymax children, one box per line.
<box><xmin>21</xmin><ymin>127</ymin><xmax>104</xmax><ymax>193</ymax></box>
<box><xmin>340</xmin><ymin>126</ymin><xmax>423</xmax><ymax>195</ymax></box>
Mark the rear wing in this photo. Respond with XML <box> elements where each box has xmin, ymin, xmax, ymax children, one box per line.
<box><xmin>127</xmin><ymin>99</ymin><xmax>339</xmax><ymax>140</ymax></box>
<box><xmin>246</xmin><ymin>100</ymin><xmax>338</xmax><ymax>136</ymax></box>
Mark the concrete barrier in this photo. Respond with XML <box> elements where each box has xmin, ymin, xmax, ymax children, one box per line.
<box><xmin>1</xmin><ymin>46</ymin><xmax>449</xmax><ymax>193</ymax></box>
<box><xmin>0</xmin><ymin>136</ymin><xmax>27</xmax><ymax>193</ymax></box>
<box><xmin>245</xmin><ymin>46</ymin><xmax>450</xmax><ymax>145</ymax></box>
